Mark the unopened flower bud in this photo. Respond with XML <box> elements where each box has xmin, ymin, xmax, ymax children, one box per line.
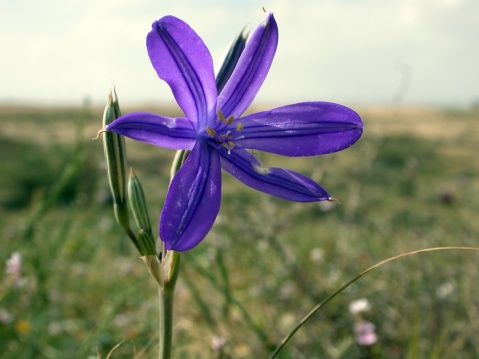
<box><xmin>128</xmin><ymin>169</ymin><xmax>156</xmax><ymax>255</ymax></box>
<box><xmin>102</xmin><ymin>89</ymin><xmax>129</xmax><ymax>229</ymax></box>
<box><xmin>137</xmin><ymin>228</ymin><xmax>156</xmax><ymax>256</ymax></box>
<box><xmin>216</xmin><ymin>29</ymin><xmax>248</xmax><ymax>92</ymax></box>
<box><xmin>128</xmin><ymin>169</ymin><xmax>153</xmax><ymax>236</ymax></box>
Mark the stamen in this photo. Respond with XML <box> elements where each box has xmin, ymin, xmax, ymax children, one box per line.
<box><xmin>221</xmin><ymin>143</ymin><xmax>230</xmax><ymax>154</ymax></box>
<box><xmin>206</xmin><ymin>127</ymin><xmax>217</xmax><ymax>137</ymax></box>
<box><xmin>221</xmin><ymin>141</ymin><xmax>236</xmax><ymax>155</ymax></box>
<box><xmin>217</xmin><ymin>110</ymin><xmax>226</xmax><ymax>123</ymax></box>
<box><xmin>236</xmin><ymin>123</ymin><xmax>244</xmax><ymax>132</ymax></box>
<box><xmin>217</xmin><ymin>110</ymin><xmax>236</xmax><ymax>125</ymax></box>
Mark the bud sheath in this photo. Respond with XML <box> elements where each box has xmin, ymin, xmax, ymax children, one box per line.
<box><xmin>128</xmin><ymin>169</ymin><xmax>156</xmax><ymax>255</ymax></box>
<box><xmin>102</xmin><ymin>90</ymin><xmax>129</xmax><ymax>229</ymax></box>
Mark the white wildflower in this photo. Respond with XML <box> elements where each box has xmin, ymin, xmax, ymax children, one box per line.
<box><xmin>211</xmin><ymin>336</ymin><xmax>226</xmax><ymax>352</ymax></box>
<box><xmin>349</xmin><ymin>298</ymin><xmax>370</xmax><ymax>315</ymax></box>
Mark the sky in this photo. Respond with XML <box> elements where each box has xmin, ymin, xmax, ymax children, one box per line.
<box><xmin>0</xmin><ymin>0</ymin><xmax>478</xmax><ymax>107</ymax></box>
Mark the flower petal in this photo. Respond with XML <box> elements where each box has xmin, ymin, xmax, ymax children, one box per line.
<box><xmin>217</xmin><ymin>13</ymin><xmax>278</xmax><ymax>119</ymax></box>
<box><xmin>160</xmin><ymin>141</ymin><xmax>221</xmax><ymax>251</ymax></box>
<box><xmin>232</xmin><ymin>102</ymin><xmax>363</xmax><ymax>156</ymax></box>
<box><xmin>220</xmin><ymin>148</ymin><xmax>330</xmax><ymax>202</ymax></box>
<box><xmin>147</xmin><ymin>16</ymin><xmax>217</xmax><ymax>130</ymax></box>
<box><xmin>107</xmin><ymin>112</ymin><xmax>196</xmax><ymax>150</ymax></box>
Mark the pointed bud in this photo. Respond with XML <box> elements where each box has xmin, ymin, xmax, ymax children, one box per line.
<box><xmin>102</xmin><ymin>89</ymin><xmax>129</xmax><ymax>230</ymax></box>
<box><xmin>137</xmin><ymin>228</ymin><xmax>156</xmax><ymax>256</ymax></box>
<box><xmin>215</xmin><ymin>29</ymin><xmax>248</xmax><ymax>92</ymax></box>
<box><xmin>128</xmin><ymin>170</ymin><xmax>152</xmax><ymax>228</ymax></box>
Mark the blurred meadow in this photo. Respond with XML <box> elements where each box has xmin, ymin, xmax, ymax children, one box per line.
<box><xmin>2</xmin><ymin>0</ymin><xmax>479</xmax><ymax>357</ymax></box>
<box><xmin>1</xmin><ymin>103</ymin><xmax>478</xmax><ymax>358</ymax></box>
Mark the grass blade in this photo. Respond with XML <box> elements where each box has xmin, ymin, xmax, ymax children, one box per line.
<box><xmin>270</xmin><ymin>246</ymin><xmax>479</xmax><ymax>358</ymax></box>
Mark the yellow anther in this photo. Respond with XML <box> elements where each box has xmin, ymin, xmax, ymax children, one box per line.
<box><xmin>226</xmin><ymin>116</ymin><xmax>235</xmax><ymax>125</ymax></box>
<box><xmin>217</xmin><ymin>111</ymin><xmax>226</xmax><ymax>123</ymax></box>
<box><xmin>206</xmin><ymin>127</ymin><xmax>217</xmax><ymax>137</ymax></box>
<box><xmin>236</xmin><ymin>123</ymin><xmax>244</xmax><ymax>132</ymax></box>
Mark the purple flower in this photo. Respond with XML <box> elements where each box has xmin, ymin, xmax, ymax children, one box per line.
<box><xmin>107</xmin><ymin>14</ymin><xmax>363</xmax><ymax>251</ymax></box>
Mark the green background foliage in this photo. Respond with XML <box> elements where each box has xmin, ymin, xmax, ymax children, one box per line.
<box><xmin>0</xmin><ymin>105</ymin><xmax>478</xmax><ymax>358</ymax></box>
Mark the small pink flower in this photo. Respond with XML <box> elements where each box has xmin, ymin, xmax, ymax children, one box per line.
<box><xmin>309</xmin><ymin>248</ymin><xmax>324</xmax><ymax>263</ymax></box>
<box><xmin>211</xmin><ymin>336</ymin><xmax>226</xmax><ymax>352</ymax></box>
<box><xmin>5</xmin><ymin>252</ymin><xmax>25</xmax><ymax>287</ymax></box>
<box><xmin>354</xmin><ymin>320</ymin><xmax>378</xmax><ymax>346</ymax></box>
<box><xmin>0</xmin><ymin>309</ymin><xmax>14</xmax><ymax>324</ymax></box>
<box><xmin>5</xmin><ymin>252</ymin><xmax>21</xmax><ymax>276</ymax></box>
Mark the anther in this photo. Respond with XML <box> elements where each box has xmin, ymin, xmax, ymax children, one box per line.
<box><xmin>206</xmin><ymin>127</ymin><xmax>217</xmax><ymax>137</ymax></box>
<box><xmin>217</xmin><ymin>110</ymin><xmax>226</xmax><ymax>123</ymax></box>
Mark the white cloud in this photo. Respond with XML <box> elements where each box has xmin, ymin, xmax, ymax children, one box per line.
<box><xmin>0</xmin><ymin>0</ymin><xmax>477</xmax><ymax>106</ymax></box>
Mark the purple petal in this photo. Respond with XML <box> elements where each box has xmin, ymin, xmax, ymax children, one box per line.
<box><xmin>220</xmin><ymin>148</ymin><xmax>330</xmax><ymax>202</ymax></box>
<box><xmin>147</xmin><ymin>16</ymin><xmax>217</xmax><ymax>130</ymax></box>
<box><xmin>217</xmin><ymin>13</ymin><xmax>278</xmax><ymax>119</ymax></box>
<box><xmin>107</xmin><ymin>112</ymin><xmax>196</xmax><ymax>150</ymax></box>
<box><xmin>232</xmin><ymin>102</ymin><xmax>363</xmax><ymax>156</ymax></box>
<box><xmin>160</xmin><ymin>141</ymin><xmax>221</xmax><ymax>251</ymax></box>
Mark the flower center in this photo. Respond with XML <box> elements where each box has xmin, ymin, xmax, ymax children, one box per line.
<box><xmin>205</xmin><ymin>111</ymin><xmax>244</xmax><ymax>154</ymax></box>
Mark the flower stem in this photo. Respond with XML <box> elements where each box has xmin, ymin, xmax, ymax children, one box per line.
<box><xmin>156</xmin><ymin>150</ymin><xmax>186</xmax><ymax>358</ymax></box>
<box><xmin>155</xmin><ymin>251</ymin><xmax>180</xmax><ymax>358</ymax></box>
<box><xmin>158</xmin><ymin>285</ymin><xmax>175</xmax><ymax>359</ymax></box>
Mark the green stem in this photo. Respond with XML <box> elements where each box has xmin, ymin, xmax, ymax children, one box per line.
<box><xmin>156</xmin><ymin>151</ymin><xmax>186</xmax><ymax>359</ymax></box>
<box><xmin>159</xmin><ymin>286</ymin><xmax>175</xmax><ymax>359</ymax></box>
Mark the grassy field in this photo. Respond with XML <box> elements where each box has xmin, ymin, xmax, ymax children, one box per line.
<box><xmin>0</xmin><ymin>104</ymin><xmax>478</xmax><ymax>358</ymax></box>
